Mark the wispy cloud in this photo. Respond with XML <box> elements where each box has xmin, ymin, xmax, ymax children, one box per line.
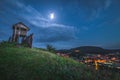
<box><xmin>85</xmin><ymin>0</ymin><xmax>112</xmax><ymax>22</ymax></box>
<box><xmin>14</xmin><ymin>1</ymin><xmax>74</xmax><ymax>28</ymax></box>
<box><xmin>104</xmin><ymin>0</ymin><xmax>112</xmax><ymax>9</ymax></box>
<box><xmin>0</xmin><ymin>0</ymin><xmax>76</xmax><ymax>43</ymax></box>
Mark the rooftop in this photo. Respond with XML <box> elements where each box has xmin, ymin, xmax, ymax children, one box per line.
<box><xmin>13</xmin><ymin>22</ymin><xmax>30</xmax><ymax>31</ymax></box>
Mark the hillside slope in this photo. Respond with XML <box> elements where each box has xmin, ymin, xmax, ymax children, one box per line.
<box><xmin>0</xmin><ymin>47</ymin><xmax>119</xmax><ymax>80</ymax></box>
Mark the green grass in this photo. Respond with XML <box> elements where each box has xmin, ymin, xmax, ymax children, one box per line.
<box><xmin>0</xmin><ymin>47</ymin><xmax>119</xmax><ymax>80</ymax></box>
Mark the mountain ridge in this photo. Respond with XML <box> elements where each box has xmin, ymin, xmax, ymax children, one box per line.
<box><xmin>57</xmin><ymin>46</ymin><xmax>120</xmax><ymax>54</ymax></box>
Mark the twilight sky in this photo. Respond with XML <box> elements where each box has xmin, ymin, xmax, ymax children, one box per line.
<box><xmin>0</xmin><ymin>0</ymin><xmax>120</xmax><ymax>49</ymax></box>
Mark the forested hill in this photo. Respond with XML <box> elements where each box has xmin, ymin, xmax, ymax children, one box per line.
<box><xmin>57</xmin><ymin>46</ymin><xmax>120</xmax><ymax>54</ymax></box>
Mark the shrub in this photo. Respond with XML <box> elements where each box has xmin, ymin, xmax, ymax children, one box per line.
<box><xmin>46</xmin><ymin>44</ymin><xmax>56</xmax><ymax>53</ymax></box>
<box><xmin>0</xmin><ymin>41</ymin><xmax>17</xmax><ymax>48</ymax></box>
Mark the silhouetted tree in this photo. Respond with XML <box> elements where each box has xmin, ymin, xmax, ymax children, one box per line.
<box><xmin>46</xmin><ymin>44</ymin><xmax>56</xmax><ymax>53</ymax></box>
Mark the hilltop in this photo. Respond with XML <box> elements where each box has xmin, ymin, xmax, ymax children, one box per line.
<box><xmin>0</xmin><ymin>46</ymin><xmax>119</xmax><ymax>80</ymax></box>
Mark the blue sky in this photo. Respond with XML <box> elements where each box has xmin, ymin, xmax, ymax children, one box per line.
<box><xmin>0</xmin><ymin>0</ymin><xmax>120</xmax><ymax>49</ymax></box>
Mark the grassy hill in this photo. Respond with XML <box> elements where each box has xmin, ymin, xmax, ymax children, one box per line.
<box><xmin>0</xmin><ymin>47</ymin><xmax>119</xmax><ymax>80</ymax></box>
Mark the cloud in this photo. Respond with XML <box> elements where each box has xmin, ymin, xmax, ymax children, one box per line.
<box><xmin>0</xmin><ymin>0</ymin><xmax>76</xmax><ymax>44</ymax></box>
<box><xmin>35</xmin><ymin>27</ymin><xmax>76</xmax><ymax>43</ymax></box>
<box><xmin>15</xmin><ymin>1</ymin><xmax>76</xmax><ymax>42</ymax></box>
<box><xmin>82</xmin><ymin>0</ymin><xmax>112</xmax><ymax>22</ymax></box>
<box><xmin>104</xmin><ymin>0</ymin><xmax>112</xmax><ymax>9</ymax></box>
<box><xmin>12</xmin><ymin>1</ymin><xmax>75</xmax><ymax>28</ymax></box>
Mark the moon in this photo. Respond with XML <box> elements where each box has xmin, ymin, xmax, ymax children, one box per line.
<box><xmin>49</xmin><ymin>13</ymin><xmax>54</xmax><ymax>20</ymax></box>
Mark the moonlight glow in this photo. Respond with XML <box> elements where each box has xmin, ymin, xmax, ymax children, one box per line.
<box><xmin>49</xmin><ymin>13</ymin><xmax>54</xmax><ymax>20</ymax></box>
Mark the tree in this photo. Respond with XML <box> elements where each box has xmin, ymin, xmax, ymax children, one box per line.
<box><xmin>46</xmin><ymin>44</ymin><xmax>56</xmax><ymax>53</ymax></box>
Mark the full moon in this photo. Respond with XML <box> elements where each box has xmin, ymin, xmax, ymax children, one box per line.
<box><xmin>49</xmin><ymin>13</ymin><xmax>54</xmax><ymax>20</ymax></box>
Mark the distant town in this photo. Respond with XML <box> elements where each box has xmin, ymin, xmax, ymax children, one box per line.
<box><xmin>56</xmin><ymin>46</ymin><xmax>120</xmax><ymax>71</ymax></box>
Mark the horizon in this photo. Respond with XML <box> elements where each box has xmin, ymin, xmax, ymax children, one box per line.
<box><xmin>0</xmin><ymin>0</ymin><xmax>120</xmax><ymax>49</ymax></box>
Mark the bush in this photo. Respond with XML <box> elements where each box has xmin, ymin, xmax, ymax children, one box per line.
<box><xmin>46</xmin><ymin>44</ymin><xmax>56</xmax><ymax>53</ymax></box>
<box><xmin>0</xmin><ymin>41</ymin><xmax>17</xmax><ymax>48</ymax></box>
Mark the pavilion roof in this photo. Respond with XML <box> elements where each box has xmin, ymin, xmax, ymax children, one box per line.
<box><xmin>13</xmin><ymin>22</ymin><xmax>30</xmax><ymax>31</ymax></box>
